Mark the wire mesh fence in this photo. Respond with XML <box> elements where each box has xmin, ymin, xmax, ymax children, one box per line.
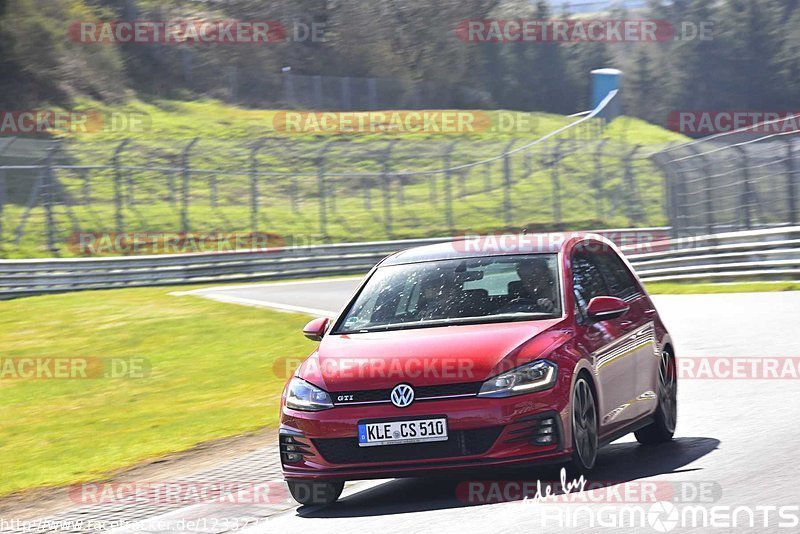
<box><xmin>0</xmin><ymin>128</ymin><xmax>663</xmax><ymax>258</ymax></box>
<box><xmin>652</xmin><ymin>116</ymin><xmax>800</xmax><ymax>238</ymax></box>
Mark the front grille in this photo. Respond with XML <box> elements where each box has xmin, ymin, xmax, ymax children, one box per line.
<box><xmin>312</xmin><ymin>426</ymin><xmax>503</xmax><ymax>464</ymax></box>
<box><xmin>333</xmin><ymin>381</ymin><xmax>482</xmax><ymax>405</ymax></box>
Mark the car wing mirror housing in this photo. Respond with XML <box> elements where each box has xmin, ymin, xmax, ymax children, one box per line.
<box><xmin>303</xmin><ymin>317</ymin><xmax>330</xmax><ymax>341</ymax></box>
<box><xmin>587</xmin><ymin>296</ymin><xmax>630</xmax><ymax>322</ymax></box>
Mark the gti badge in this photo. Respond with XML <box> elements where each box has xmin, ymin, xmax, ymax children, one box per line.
<box><xmin>390</xmin><ymin>384</ymin><xmax>415</xmax><ymax>408</ymax></box>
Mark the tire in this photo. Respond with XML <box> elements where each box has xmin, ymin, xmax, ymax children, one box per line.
<box><xmin>635</xmin><ymin>348</ymin><xmax>677</xmax><ymax>445</ymax></box>
<box><xmin>287</xmin><ymin>479</ymin><xmax>344</xmax><ymax>506</ymax></box>
<box><xmin>570</xmin><ymin>376</ymin><xmax>599</xmax><ymax>474</ymax></box>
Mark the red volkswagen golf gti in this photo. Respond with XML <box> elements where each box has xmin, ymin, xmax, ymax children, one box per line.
<box><xmin>279</xmin><ymin>234</ymin><xmax>677</xmax><ymax>505</ymax></box>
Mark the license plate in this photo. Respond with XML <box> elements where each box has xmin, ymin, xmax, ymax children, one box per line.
<box><xmin>357</xmin><ymin>418</ymin><xmax>448</xmax><ymax>447</ymax></box>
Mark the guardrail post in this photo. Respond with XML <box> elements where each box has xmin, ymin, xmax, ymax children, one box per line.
<box><xmin>181</xmin><ymin>138</ymin><xmax>199</xmax><ymax>234</ymax></box>
<box><xmin>786</xmin><ymin>138</ymin><xmax>798</xmax><ymax>225</ymax></box>
<box><xmin>250</xmin><ymin>139</ymin><xmax>266</xmax><ymax>233</ymax></box>
<box><xmin>112</xmin><ymin>139</ymin><xmax>130</xmax><ymax>234</ymax></box>
<box><xmin>502</xmin><ymin>139</ymin><xmax>516</xmax><ymax>227</ymax></box>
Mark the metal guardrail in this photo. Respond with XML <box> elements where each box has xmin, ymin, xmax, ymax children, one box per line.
<box><xmin>1</xmin><ymin>227</ymin><xmax>798</xmax><ymax>299</ymax></box>
<box><xmin>625</xmin><ymin>226</ymin><xmax>800</xmax><ymax>283</ymax></box>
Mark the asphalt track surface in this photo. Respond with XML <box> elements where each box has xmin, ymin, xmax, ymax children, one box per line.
<box><xmin>195</xmin><ymin>282</ymin><xmax>800</xmax><ymax>533</ymax></box>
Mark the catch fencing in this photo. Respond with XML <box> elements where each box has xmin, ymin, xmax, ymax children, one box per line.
<box><xmin>0</xmin><ymin>92</ymin><xmax>668</xmax><ymax>257</ymax></box>
<box><xmin>652</xmin><ymin>114</ymin><xmax>800</xmax><ymax>237</ymax></box>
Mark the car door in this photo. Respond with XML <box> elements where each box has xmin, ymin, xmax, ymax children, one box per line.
<box><xmin>593</xmin><ymin>247</ymin><xmax>659</xmax><ymax>420</ymax></box>
<box><xmin>571</xmin><ymin>244</ymin><xmax>640</xmax><ymax>435</ymax></box>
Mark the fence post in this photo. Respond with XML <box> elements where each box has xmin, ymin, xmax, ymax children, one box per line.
<box><xmin>312</xmin><ymin>75</ymin><xmax>323</xmax><ymax>108</ymax></box>
<box><xmin>250</xmin><ymin>139</ymin><xmax>266</xmax><ymax>233</ymax></box>
<box><xmin>623</xmin><ymin>145</ymin><xmax>644</xmax><ymax>225</ymax></box>
<box><xmin>368</xmin><ymin>78</ymin><xmax>378</xmax><ymax>110</ymax></box>
<box><xmin>0</xmin><ymin>166</ymin><xmax>5</xmax><ymax>246</ymax></box>
<box><xmin>683</xmin><ymin>145</ymin><xmax>715</xmax><ymax>233</ymax></box>
<box><xmin>443</xmin><ymin>142</ymin><xmax>457</xmax><ymax>232</ymax></box>
<box><xmin>340</xmin><ymin>77</ymin><xmax>352</xmax><ymax>110</ymax></box>
<box><xmin>786</xmin><ymin>138</ymin><xmax>798</xmax><ymax>225</ymax></box>
<box><xmin>209</xmin><ymin>174</ymin><xmax>218</xmax><ymax>208</ymax></box>
<box><xmin>181</xmin><ymin>138</ymin><xmax>199</xmax><ymax>234</ymax></box>
<box><xmin>551</xmin><ymin>140</ymin><xmax>564</xmax><ymax>227</ymax></box>
<box><xmin>593</xmin><ymin>139</ymin><xmax>608</xmax><ymax>221</ymax></box>
<box><xmin>733</xmin><ymin>146</ymin><xmax>753</xmax><ymax>230</ymax></box>
<box><xmin>43</xmin><ymin>141</ymin><xmax>63</xmax><ymax>255</ymax></box>
<box><xmin>228</xmin><ymin>65</ymin><xmax>238</xmax><ymax>101</ymax></box>
<box><xmin>283</xmin><ymin>73</ymin><xmax>295</xmax><ymax>106</ymax></box>
<box><xmin>380</xmin><ymin>140</ymin><xmax>399</xmax><ymax>236</ymax></box>
<box><xmin>502</xmin><ymin>139</ymin><xmax>516</xmax><ymax>227</ymax></box>
<box><xmin>0</xmin><ymin>138</ymin><xmax>15</xmax><ymax>246</ymax></box>
<box><xmin>112</xmin><ymin>139</ymin><xmax>130</xmax><ymax>234</ymax></box>
<box><xmin>316</xmin><ymin>142</ymin><xmax>333</xmax><ymax>240</ymax></box>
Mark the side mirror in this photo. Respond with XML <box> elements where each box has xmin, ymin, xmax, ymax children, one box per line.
<box><xmin>303</xmin><ymin>317</ymin><xmax>330</xmax><ymax>341</ymax></box>
<box><xmin>586</xmin><ymin>296</ymin><xmax>630</xmax><ymax>322</ymax></box>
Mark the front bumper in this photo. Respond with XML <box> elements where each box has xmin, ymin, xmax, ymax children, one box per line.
<box><xmin>279</xmin><ymin>388</ymin><xmax>572</xmax><ymax>481</ymax></box>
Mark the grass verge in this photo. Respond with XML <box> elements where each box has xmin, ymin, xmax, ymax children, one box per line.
<box><xmin>0</xmin><ymin>286</ymin><xmax>315</xmax><ymax>497</ymax></box>
<box><xmin>645</xmin><ymin>281</ymin><xmax>800</xmax><ymax>294</ymax></box>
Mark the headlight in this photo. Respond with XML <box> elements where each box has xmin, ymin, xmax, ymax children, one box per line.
<box><xmin>285</xmin><ymin>377</ymin><xmax>334</xmax><ymax>411</ymax></box>
<box><xmin>478</xmin><ymin>360</ymin><xmax>558</xmax><ymax>398</ymax></box>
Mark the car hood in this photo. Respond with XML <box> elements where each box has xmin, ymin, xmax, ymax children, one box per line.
<box><xmin>297</xmin><ymin>319</ymin><xmax>569</xmax><ymax>392</ymax></box>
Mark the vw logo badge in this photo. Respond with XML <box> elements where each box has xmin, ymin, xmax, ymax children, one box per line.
<box><xmin>391</xmin><ymin>384</ymin><xmax>415</xmax><ymax>408</ymax></box>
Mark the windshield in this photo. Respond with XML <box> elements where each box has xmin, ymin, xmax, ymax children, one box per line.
<box><xmin>334</xmin><ymin>254</ymin><xmax>561</xmax><ymax>334</ymax></box>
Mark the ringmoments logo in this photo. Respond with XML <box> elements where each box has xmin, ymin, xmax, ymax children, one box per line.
<box><xmin>538</xmin><ymin>502</ymin><xmax>800</xmax><ymax>531</ymax></box>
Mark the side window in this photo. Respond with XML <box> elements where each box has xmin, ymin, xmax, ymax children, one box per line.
<box><xmin>594</xmin><ymin>250</ymin><xmax>640</xmax><ymax>300</ymax></box>
<box><xmin>571</xmin><ymin>252</ymin><xmax>609</xmax><ymax>313</ymax></box>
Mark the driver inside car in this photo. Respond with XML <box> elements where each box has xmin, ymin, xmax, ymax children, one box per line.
<box><xmin>510</xmin><ymin>258</ymin><xmax>557</xmax><ymax>314</ymax></box>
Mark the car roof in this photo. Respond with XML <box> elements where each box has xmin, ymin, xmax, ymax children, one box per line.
<box><xmin>381</xmin><ymin>233</ymin><xmax>605</xmax><ymax>266</ymax></box>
